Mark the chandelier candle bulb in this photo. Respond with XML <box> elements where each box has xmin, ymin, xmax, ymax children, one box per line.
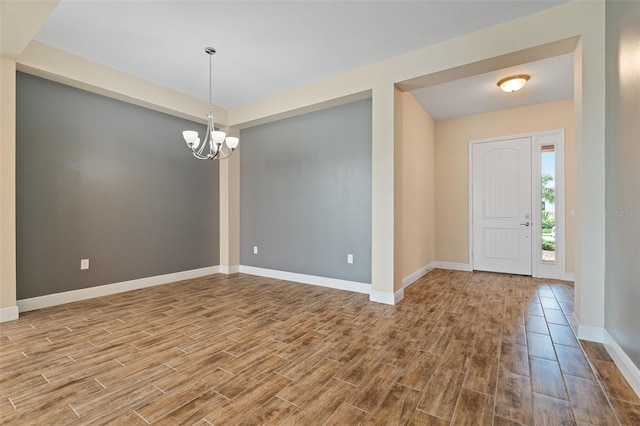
<box><xmin>181</xmin><ymin>47</ymin><xmax>239</xmax><ymax>160</ymax></box>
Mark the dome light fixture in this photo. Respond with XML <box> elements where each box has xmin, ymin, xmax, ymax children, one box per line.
<box><xmin>497</xmin><ymin>74</ymin><xmax>530</xmax><ymax>93</ymax></box>
<box><xmin>182</xmin><ymin>47</ymin><xmax>238</xmax><ymax>160</ymax></box>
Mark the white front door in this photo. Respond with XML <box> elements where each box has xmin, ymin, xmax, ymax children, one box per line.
<box><xmin>472</xmin><ymin>137</ymin><xmax>532</xmax><ymax>275</ymax></box>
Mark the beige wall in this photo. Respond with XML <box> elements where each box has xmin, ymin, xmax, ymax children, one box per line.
<box><xmin>434</xmin><ymin>99</ymin><xmax>575</xmax><ymax>273</ymax></box>
<box><xmin>393</xmin><ymin>89</ymin><xmax>404</xmax><ymax>292</ymax></box>
<box><xmin>0</xmin><ymin>1</ymin><xmax>60</xmax><ymax>60</ymax></box>
<box><xmin>219</xmin><ymin>127</ymin><xmax>241</xmax><ymax>271</ymax></box>
<box><xmin>0</xmin><ymin>57</ymin><xmax>17</xmax><ymax>312</ymax></box>
<box><xmin>1</xmin><ymin>0</ymin><xmax>60</xmax><ymax>316</ymax></box>
<box><xmin>400</xmin><ymin>92</ymin><xmax>436</xmax><ymax>278</ymax></box>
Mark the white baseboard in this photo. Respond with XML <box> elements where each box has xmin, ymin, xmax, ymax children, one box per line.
<box><xmin>238</xmin><ymin>265</ymin><xmax>371</xmax><ymax>295</ymax></box>
<box><xmin>0</xmin><ymin>306</ymin><xmax>19</xmax><ymax>323</ymax></box>
<box><xmin>432</xmin><ymin>261</ymin><xmax>472</xmax><ymax>271</ymax></box>
<box><xmin>569</xmin><ymin>315</ymin><xmax>639</xmax><ymax>397</ymax></box>
<box><xmin>603</xmin><ymin>329</ymin><xmax>640</xmax><ymax>397</ymax></box>
<box><xmin>433</xmin><ymin>261</ymin><xmax>572</xmax><ymax>280</ymax></box>
<box><xmin>569</xmin><ymin>312</ymin><xmax>579</xmax><ymax>331</ymax></box>
<box><xmin>17</xmin><ymin>266</ymin><xmax>220</xmax><ymax>313</ymax></box>
<box><xmin>403</xmin><ymin>262</ymin><xmax>435</xmax><ymax>289</ymax></box>
<box><xmin>574</xmin><ymin>319</ymin><xmax>605</xmax><ymax>343</ymax></box>
<box><xmin>369</xmin><ymin>289</ymin><xmax>404</xmax><ymax>305</ymax></box>
<box><xmin>219</xmin><ymin>265</ymin><xmax>240</xmax><ymax>274</ymax></box>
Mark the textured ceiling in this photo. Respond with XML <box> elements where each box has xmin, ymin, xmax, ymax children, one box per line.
<box><xmin>34</xmin><ymin>0</ymin><xmax>571</xmax><ymax>118</ymax></box>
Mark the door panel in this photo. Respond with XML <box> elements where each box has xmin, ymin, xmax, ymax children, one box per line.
<box><xmin>472</xmin><ymin>137</ymin><xmax>532</xmax><ymax>275</ymax></box>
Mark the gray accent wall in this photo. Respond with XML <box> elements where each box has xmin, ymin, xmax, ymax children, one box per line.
<box><xmin>16</xmin><ymin>72</ymin><xmax>219</xmax><ymax>299</ymax></box>
<box><xmin>240</xmin><ymin>99</ymin><xmax>372</xmax><ymax>284</ymax></box>
<box><xmin>604</xmin><ymin>0</ymin><xmax>640</xmax><ymax>367</ymax></box>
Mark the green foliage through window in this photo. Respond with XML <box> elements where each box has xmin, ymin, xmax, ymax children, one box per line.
<box><xmin>542</xmin><ymin>173</ymin><xmax>555</xmax><ymax>205</ymax></box>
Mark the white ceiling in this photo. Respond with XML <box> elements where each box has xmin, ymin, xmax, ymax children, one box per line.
<box><xmin>412</xmin><ymin>53</ymin><xmax>574</xmax><ymax>120</ymax></box>
<box><xmin>34</xmin><ymin>0</ymin><xmax>572</xmax><ymax>118</ymax></box>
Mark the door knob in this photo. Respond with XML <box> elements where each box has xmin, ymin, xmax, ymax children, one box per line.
<box><xmin>520</xmin><ymin>222</ymin><xmax>530</xmax><ymax>226</ymax></box>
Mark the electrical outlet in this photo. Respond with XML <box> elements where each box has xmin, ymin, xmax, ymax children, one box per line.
<box><xmin>80</xmin><ymin>259</ymin><xmax>89</xmax><ymax>270</ymax></box>
<box><xmin>253</xmin><ymin>246</ymin><xmax>258</xmax><ymax>254</ymax></box>
<box><xmin>347</xmin><ymin>254</ymin><xmax>353</xmax><ymax>264</ymax></box>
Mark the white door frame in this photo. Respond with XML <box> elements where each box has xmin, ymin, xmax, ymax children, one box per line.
<box><xmin>469</xmin><ymin>129</ymin><xmax>566</xmax><ymax>279</ymax></box>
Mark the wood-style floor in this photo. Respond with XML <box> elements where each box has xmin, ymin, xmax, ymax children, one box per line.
<box><xmin>1</xmin><ymin>269</ymin><xmax>639</xmax><ymax>425</ymax></box>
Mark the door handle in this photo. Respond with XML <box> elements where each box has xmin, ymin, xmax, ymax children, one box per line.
<box><xmin>520</xmin><ymin>222</ymin><xmax>530</xmax><ymax>226</ymax></box>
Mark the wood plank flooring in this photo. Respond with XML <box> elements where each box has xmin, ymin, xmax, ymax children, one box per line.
<box><xmin>1</xmin><ymin>269</ymin><xmax>638</xmax><ymax>425</ymax></box>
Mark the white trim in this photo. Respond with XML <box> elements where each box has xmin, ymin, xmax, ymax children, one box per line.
<box><xmin>402</xmin><ymin>262</ymin><xmax>435</xmax><ymax>288</ymax></box>
<box><xmin>564</xmin><ymin>272</ymin><xmax>575</xmax><ymax>282</ymax></box>
<box><xmin>569</xmin><ymin>315</ymin><xmax>639</xmax><ymax>398</ymax></box>
<box><xmin>369</xmin><ymin>289</ymin><xmax>403</xmax><ymax>305</ymax></box>
<box><xmin>532</xmin><ymin>130</ymin><xmax>566</xmax><ymax>280</ymax></box>
<box><xmin>468</xmin><ymin>144</ymin><xmax>474</xmax><ymax>271</ymax></box>
<box><xmin>219</xmin><ymin>265</ymin><xmax>240</xmax><ymax>274</ymax></box>
<box><xmin>432</xmin><ymin>261</ymin><xmax>472</xmax><ymax>272</ymax></box>
<box><xmin>573</xmin><ymin>318</ymin><xmax>605</xmax><ymax>343</ymax></box>
<box><xmin>238</xmin><ymin>265</ymin><xmax>371</xmax><ymax>295</ymax></box>
<box><xmin>0</xmin><ymin>306</ymin><xmax>19</xmax><ymax>323</ymax></box>
<box><xmin>17</xmin><ymin>266</ymin><xmax>220</xmax><ymax>313</ymax></box>
<box><xmin>603</xmin><ymin>329</ymin><xmax>640</xmax><ymax>397</ymax></box>
<box><xmin>569</xmin><ymin>312</ymin><xmax>579</xmax><ymax>331</ymax></box>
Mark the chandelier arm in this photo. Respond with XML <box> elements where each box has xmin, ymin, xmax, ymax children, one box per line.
<box><xmin>208</xmin><ymin>115</ymin><xmax>219</xmax><ymax>158</ymax></box>
<box><xmin>210</xmin><ymin>143</ymin><xmax>220</xmax><ymax>159</ymax></box>
<box><xmin>192</xmin><ymin>151</ymin><xmax>208</xmax><ymax>160</ymax></box>
<box><xmin>198</xmin><ymin>114</ymin><xmax>214</xmax><ymax>158</ymax></box>
<box><xmin>196</xmin><ymin>133</ymin><xmax>207</xmax><ymax>157</ymax></box>
<box><xmin>213</xmin><ymin>148</ymin><xmax>233</xmax><ymax>160</ymax></box>
<box><xmin>190</xmin><ymin>132</ymin><xmax>209</xmax><ymax>159</ymax></box>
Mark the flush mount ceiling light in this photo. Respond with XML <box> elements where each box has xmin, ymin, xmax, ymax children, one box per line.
<box><xmin>182</xmin><ymin>47</ymin><xmax>238</xmax><ymax>160</ymax></box>
<box><xmin>497</xmin><ymin>74</ymin><xmax>530</xmax><ymax>93</ymax></box>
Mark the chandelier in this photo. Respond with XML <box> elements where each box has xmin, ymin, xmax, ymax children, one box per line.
<box><xmin>182</xmin><ymin>47</ymin><xmax>238</xmax><ymax>160</ymax></box>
